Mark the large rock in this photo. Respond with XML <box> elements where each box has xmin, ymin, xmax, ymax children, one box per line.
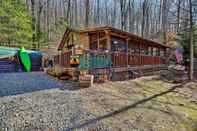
<box><xmin>168</xmin><ymin>65</ymin><xmax>188</xmax><ymax>83</ymax></box>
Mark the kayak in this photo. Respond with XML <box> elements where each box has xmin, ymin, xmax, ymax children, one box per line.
<box><xmin>19</xmin><ymin>48</ymin><xmax>31</xmax><ymax>72</ymax></box>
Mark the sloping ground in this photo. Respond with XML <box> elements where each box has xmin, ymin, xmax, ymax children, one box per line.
<box><xmin>0</xmin><ymin>73</ymin><xmax>196</xmax><ymax>131</ymax></box>
<box><xmin>76</xmin><ymin>77</ymin><xmax>197</xmax><ymax>131</ymax></box>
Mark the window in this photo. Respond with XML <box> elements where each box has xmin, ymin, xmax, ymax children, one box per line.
<box><xmin>111</xmin><ymin>37</ymin><xmax>126</xmax><ymax>52</ymax></box>
<box><xmin>90</xmin><ymin>42</ymin><xmax>97</xmax><ymax>50</ymax></box>
<box><xmin>99</xmin><ymin>40</ymin><xmax>107</xmax><ymax>50</ymax></box>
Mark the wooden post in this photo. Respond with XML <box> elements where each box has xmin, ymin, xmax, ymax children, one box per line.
<box><xmin>164</xmin><ymin>47</ymin><xmax>167</xmax><ymax>64</ymax></box>
<box><xmin>105</xmin><ymin>31</ymin><xmax>111</xmax><ymax>51</ymax></box>
<box><xmin>97</xmin><ymin>32</ymin><xmax>100</xmax><ymax>50</ymax></box>
<box><xmin>87</xmin><ymin>33</ymin><xmax>90</xmax><ymax>50</ymax></box>
<box><xmin>158</xmin><ymin>47</ymin><xmax>160</xmax><ymax>64</ymax></box>
<box><xmin>126</xmin><ymin>38</ymin><xmax>130</xmax><ymax>67</ymax></box>
<box><xmin>105</xmin><ymin>30</ymin><xmax>112</xmax><ymax>80</ymax></box>
<box><xmin>151</xmin><ymin>46</ymin><xmax>154</xmax><ymax>65</ymax></box>
<box><xmin>139</xmin><ymin>41</ymin><xmax>141</xmax><ymax>65</ymax></box>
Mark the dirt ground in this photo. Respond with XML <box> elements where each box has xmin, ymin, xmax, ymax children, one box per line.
<box><xmin>0</xmin><ymin>73</ymin><xmax>197</xmax><ymax>131</ymax></box>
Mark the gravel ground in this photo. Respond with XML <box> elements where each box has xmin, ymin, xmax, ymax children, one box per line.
<box><xmin>0</xmin><ymin>72</ymin><xmax>64</xmax><ymax>97</ymax></box>
<box><xmin>0</xmin><ymin>72</ymin><xmax>197</xmax><ymax>131</ymax></box>
<box><xmin>0</xmin><ymin>72</ymin><xmax>109</xmax><ymax>131</ymax></box>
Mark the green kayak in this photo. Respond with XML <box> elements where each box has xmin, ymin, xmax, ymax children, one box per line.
<box><xmin>19</xmin><ymin>47</ymin><xmax>31</xmax><ymax>72</ymax></box>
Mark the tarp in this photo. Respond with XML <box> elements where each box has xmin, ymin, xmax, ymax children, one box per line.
<box><xmin>0</xmin><ymin>46</ymin><xmax>43</xmax><ymax>72</ymax></box>
<box><xmin>0</xmin><ymin>46</ymin><xmax>42</xmax><ymax>59</ymax></box>
<box><xmin>0</xmin><ymin>46</ymin><xmax>18</xmax><ymax>59</ymax></box>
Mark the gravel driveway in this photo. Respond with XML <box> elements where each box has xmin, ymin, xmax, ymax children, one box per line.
<box><xmin>0</xmin><ymin>72</ymin><xmax>108</xmax><ymax>131</ymax></box>
<box><xmin>0</xmin><ymin>72</ymin><xmax>65</xmax><ymax>97</ymax></box>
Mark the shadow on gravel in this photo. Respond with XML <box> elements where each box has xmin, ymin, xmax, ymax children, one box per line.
<box><xmin>0</xmin><ymin>72</ymin><xmax>77</xmax><ymax>97</ymax></box>
<box><xmin>66</xmin><ymin>83</ymin><xmax>185</xmax><ymax>130</ymax></box>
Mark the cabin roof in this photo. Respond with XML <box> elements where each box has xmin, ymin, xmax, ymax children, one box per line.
<box><xmin>58</xmin><ymin>26</ymin><xmax>170</xmax><ymax>50</ymax></box>
<box><xmin>77</xmin><ymin>26</ymin><xmax>170</xmax><ymax>48</ymax></box>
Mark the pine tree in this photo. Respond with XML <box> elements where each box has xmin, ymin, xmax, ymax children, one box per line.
<box><xmin>0</xmin><ymin>0</ymin><xmax>32</xmax><ymax>48</ymax></box>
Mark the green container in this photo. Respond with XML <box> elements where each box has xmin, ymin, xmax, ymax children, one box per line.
<box><xmin>78</xmin><ymin>53</ymin><xmax>111</xmax><ymax>70</ymax></box>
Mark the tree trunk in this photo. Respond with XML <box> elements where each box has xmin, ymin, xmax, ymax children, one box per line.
<box><xmin>74</xmin><ymin>0</ymin><xmax>78</xmax><ymax>26</ymax></box>
<box><xmin>30</xmin><ymin>0</ymin><xmax>36</xmax><ymax>50</ymax></box>
<box><xmin>189</xmin><ymin>0</ymin><xmax>193</xmax><ymax>81</ymax></box>
<box><xmin>128</xmin><ymin>0</ymin><xmax>135</xmax><ymax>32</ymax></box>
<box><xmin>177</xmin><ymin>0</ymin><xmax>181</xmax><ymax>32</ymax></box>
<box><xmin>96</xmin><ymin>0</ymin><xmax>100</xmax><ymax>25</ymax></box>
<box><xmin>37</xmin><ymin>0</ymin><xmax>43</xmax><ymax>50</ymax></box>
<box><xmin>46</xmin><ymin>0</ymin><xmax>51</xmax><ymax>48</ymax></box>
<box><xmin>67</xmin><ymin>0</ymin><xmax>71</xmax><ymax>20</ymax></box>
<box><xmin>162</xmin><ymin>0</ymin><xmax>168</xmax><ymax>44</ymax></box>
<box><xmin>111</xmin><ymin>0</ymin><xmax>117</xmax><ymax>27</ymax></box>
<box><xmin>85</xmin><ymin>0</ymin><xmax>90</xmax><ymax>27</ymax></box>
<box><xmin>141</xmin><ymin>0</ymin><xmax>146</xmax><ymax>37</ymax></box>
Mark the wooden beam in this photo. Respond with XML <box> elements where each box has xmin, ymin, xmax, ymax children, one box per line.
<box><xmin>97</xmin><ymin>32</ymin><xmax>100</xmax><ymax>49</ymax></box>
<box><xmin>91</xmin><ymin>37</ymin><xmax>107</xmax><ymax>43</ymax></box>
<box><xmin>110</xmin><ymin>32</ymin><xmax>128</xmax><ymax>39</ymax></box>
<box><xmin>87</xmin><ymin>33</ymin><xmax>90</xmax><ymax>50</ymax></box>
<box><xmin>105</xmin><ymin>30</ymin><xmax>111</xmax><ymax>51</ymax></box>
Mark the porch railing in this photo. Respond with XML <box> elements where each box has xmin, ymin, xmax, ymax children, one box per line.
<box><xmin>54</xmin><ymin>50</ymin><xmax>167</xmax><ymax>69</ymax></box>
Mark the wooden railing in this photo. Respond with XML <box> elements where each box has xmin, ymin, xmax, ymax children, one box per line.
<box><xmin>54</xmin><ymin>50</ymin><xmax>166</xmax><ymax>68</ymax></box>
<box><xmin>112</xmin><ymin>52</ymin><xmax>166</xmax><ymax>67</ymax></box>
<box><xmin>54</xmin><ymin>51</ymin><xmax>72</xmax><ymax>67</ymax></box>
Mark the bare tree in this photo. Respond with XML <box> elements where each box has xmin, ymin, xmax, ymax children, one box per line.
<box><xmin>189</xmin><ymin>0</ymin><xmax>194</xmax><ymax>80</ymax></box>
<box><xmin>85</xmin><ymin>0</ymin><xmax>90</xmax><ymax>27</ymax></box>
<box><xmin>37</xmin><ymin>0</ymin><xmax>44</xmax><ymax>50</ymax></box>
<box><xmin>177</xmin><ymin>0</ymin><xmax>181</xmax><ymax>32</ymax></box>
<box><xmin>30</xmin><ymin>0</ymin><xmax>36</xmax><ymax>49</ymax></box>
<box><xmin>25</xmin><ymin>0</ymin><xmax>197</xmax><ymax>49</ymax></box>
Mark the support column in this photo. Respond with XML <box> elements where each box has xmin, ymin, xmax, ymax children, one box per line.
<box><xmin>105</xmin><ymin>30</ymin><xmax>112</xmax><ymax>80</ymax></box>
<box><xmin>105</xmin><ymin>31</ymin><xmax>111</xmax><ymax>51</ymax></box>
<box><xmin>126</xmin><ymin>38</ymin><xmax>130</xmax><ymax>67</ymax></box>
<box><xmin>97</xmin><ymin>32</ymin><xmax>100</xmax><ymax>50</ymax></box>
<box><xmin>139</xmin><ymin>41</ymin><xmax>142</xmax><ymax>65</ymax></box>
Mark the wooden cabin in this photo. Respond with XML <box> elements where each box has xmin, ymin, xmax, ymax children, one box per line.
<box><xmin>55</xmin><ymin>26</ymin><xmax>170</xmax><ymax>81</ymax></box>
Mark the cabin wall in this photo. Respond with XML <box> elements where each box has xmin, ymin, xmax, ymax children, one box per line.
<box><xmin>77</xmin><ymin>33</ymin><xmax>90</xmax><ymax>49</ymax></box>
